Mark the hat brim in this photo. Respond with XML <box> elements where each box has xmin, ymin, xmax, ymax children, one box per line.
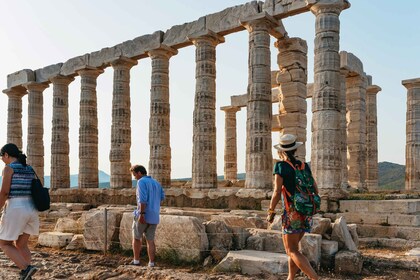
<box><xmin>273</xmin><ymin>141</ymin><xmax>303</xmax><ymax>151</ymax></box>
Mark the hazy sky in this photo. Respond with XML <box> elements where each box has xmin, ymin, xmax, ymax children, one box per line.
<box><xmin>0</xmin><ymin>0</ymin><xmax>419</xmax><ymax>178</ymax></box>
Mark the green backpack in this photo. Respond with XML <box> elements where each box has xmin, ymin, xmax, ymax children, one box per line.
<box><xmin>282</xmin><ymin>161</ymin><xmax>321</xmax><ymax>216</ymax></box>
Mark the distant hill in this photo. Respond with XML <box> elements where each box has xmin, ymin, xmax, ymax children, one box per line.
<box><xmin>43</xmin><ymin>170</ymin><xmax>111</xmax><ymax>188</ymax></box>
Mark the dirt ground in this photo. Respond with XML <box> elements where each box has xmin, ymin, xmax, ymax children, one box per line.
<box><xmin>0</xmin><ymin>245</ymin><xmax>418</xmax><ymax>280</ymax></box>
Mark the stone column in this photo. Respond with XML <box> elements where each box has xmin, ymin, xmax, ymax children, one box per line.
<box><xmin>346</xmin><ymin>75</ymin><xmax>368</xmax><ymax>190</ymax></box>
<box><xmin>402</xmin><ymin>78</ymin><xmax>420</xmax><ymax>191</ymax></box>
<box><xmin>110</xmin><ymin>57</ymin><xmax>137</xmax><ymax>189</ymax></box>
<box><xmin>50</xmin><ymin>76</ymin><xmax>74</xmax><ymax>190</ymax></box>
<box><xmin>310</xmin><ymin>0</ymin><xmax>349</xmax><ymax>199</ymax></box>
<box><xmin>366</xmin><ymin>85</ymin><xmax>381</xmax><ymax>191</ymax></box>
<box><xmin>188</xmin><ymin>30</ymin><xmax>224</xmax><ymax>189</ymax></box>
<box><xmin>77</xmin><ymin>68</ymin><xmax>104</xmax><ymax>188</ymax></box>
<box><xmin>339</xmin><ymin>71</ymin><xmax>349</xmax><ymax>188</ymax></box>
<box><xmin>242</xmin><ymin>14</ymin><xmax>278</xmax><ymax>189</ymax></box>
<box><xmin>3</xmin><ymin>88</ymin><xmax>27</xmax><ymax>149</ymax></box>
<box><xmin>24</xmin><ymin>82</ymin><xmax>49</xmax><ymax>185</ymax></box>
<box><xmin>221</xmin><ymin>106</ymin><xmax>241</xmax><ymax>181</ymax></box>
<box><xmin>147</xmin><ymin>46</ymin><xmax>178</xmax><ymax>188</ymax></box>
<box><xmin>275</xmin><ymin>37</ymin><xmax>308</xmax><ymax>161</ymax></box>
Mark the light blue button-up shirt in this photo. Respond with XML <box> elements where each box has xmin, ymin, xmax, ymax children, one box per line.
<box><xmin>133</xmin><ymin>176</ymin><xmax>165</xmax><ymax>224</ymax></box>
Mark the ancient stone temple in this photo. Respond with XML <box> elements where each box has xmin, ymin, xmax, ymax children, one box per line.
<box><xmin>4</xmin><ymin>0</ymin><xmax>414</xmax><ymax>210</ymax></box>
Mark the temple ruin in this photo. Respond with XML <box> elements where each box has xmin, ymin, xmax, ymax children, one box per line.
<box><xmin>3</xmin><ymin>0</ymin><xmax>419</xmax><ymax>211</ymax></box>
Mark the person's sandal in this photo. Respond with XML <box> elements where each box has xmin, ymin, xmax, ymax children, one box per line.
<box><xmin>20</xmin><ymin>265</ymin><xmax>38</xmax><ymax>280</ymax></box>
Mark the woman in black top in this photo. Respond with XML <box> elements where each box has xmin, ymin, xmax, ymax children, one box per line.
<box><xmin>267</xmin><ymin>134</ymin><xmax>318</xmax><ymax>280</ymax></box>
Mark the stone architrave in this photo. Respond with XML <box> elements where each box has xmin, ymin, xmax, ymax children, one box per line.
<box><xmin>147</xmin><ymin>45</ymin><xmax>178</xmax><ymax>188</ymax></box>
<box><xmin>275</xmin><ymin>37</ymin><xmax>308</xmax><ymax>161</ymax></box>
<box><xmin>24</xmin><ymin>82</ymin><xmax>49</xmax><ymax>185</ymax></box>
<box><xmin>3</xmin><ymin>87</ymin><xmax>27</xmax><ymax>149</ymax></box>
<box><xmin>310</xmin><ymin>0</ymin><xmax>350</xmax><ymax>200</ymax></box>
<box><xmin>402</xmin><ymin>78</ymin><xmax>420</xmax><ymax>191</ymax></box>
<box><xmin>221</xmin><ymin>106</ymin><xmax>241</xmax><ymax>181</ymax></box>
<box><xmin>339</xmin><ymin>71</ymin><xmax>349</xmax><ymax>188</ymax></box>
<box><xmin>49</xmin><ymin>76</ymin><xmax>75</xmax><ymax>190</ymax></box>
<box><xmin>366</xmin><ymin>84</ymin><xmax>381</xmax><ymax>191</ymax></box>
<box><xmin>241</xmin><ymin>13</ymin><xmax>278</xmax><ymax>189</ymax></box>
<box><xmin>346</xmin><ymin>75</ymin><xmax>368</xmax><ymax>190</ymax></box>
<box><xmin>77</xmin><ymin>68</ymin><xmax>104</xmax><ymax>188</ymax></box>
<box><xmin>110</xmin><ymin>57</ymin><xmax>137</xmax><ymax>189</ymax></box>
<box><xmin>188</xmin><ymin>30</ymin><xmax>225</xmax><ymax>189</ymax></box>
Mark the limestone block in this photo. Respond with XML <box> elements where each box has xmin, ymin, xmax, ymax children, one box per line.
<box><xmin>66</xmin><ymin>203</ymin><xmax>91</xmax><ymax>211</ymax></box>
<box><xmin>206</xmin><ymin>2</ymin><xmax>259</xmax><ymax>35</ymax></box>
<box><xmin>89</xmin><ymin>46</ymin><xmax>123</xmax><ymax>68</ymax></box>
<box><xmin>121</xmin><ymin>31</ymin><xmax>163</xmax><ymax>59</ymax></box>
<box><xmin>335</xmin><ymin>250</ymin><xmax>363</xmax><ymax>274</ymax></box>
<box><xmin>38</xmin><ymin>232</ymin><xmax>74</xmax><ymax>248</ymax></box>
<box><xmin>211</xmin><ymin>214</ymin><xmax>265</xmax><ymax>229</ymax></box>
<box><xmin>231</xmin><ymin>94</ymin><xmax>248</xmax><ymax>107</ymax></box>
<box><xmin>321</xmin><ymin>240</ymin><xmax>339</xmax><ymax>256</ymax></box>
<box><xmin>340</xmin><ymin>199</ymin><xmax>420</xmax><ymax>215</ymax></box>
<box><xmin>83</xmin><ymin>209</ymin><xmax>122</xmax><ymax>251</ymax></box>
<box><xmin>162</xmin><ymin>17</ymin><xmax>205</xmax><ymax>48</ymax></box>
<box><xmin>278</xmin><ymin>51</ymin><xmax>307</xmax><ymax>69</ymax></box>
<box><xmin>263</xmin><ymin>0</ymin><xmax>316</xmax><ymax>18</ymax></box>
<box><xmin>277</xmin><ymin>69</ymin><xmax>292</xmax><ymax>83</ymax></box>
<box><xmin>204</xmin><ymin>220</ymin><xmax>233</xmax><ymax>251</ymax></box>
<box><xmin>331</xmin><ymin>217</ymin><xmax>357</xmax><ymax>251</ymax></box>
<box><xmin>231</xmin><ymin>227</ymin><xmax>251</xmax><ymax>250</ymax></box>
<box><xmin>155</xmin><ymin>215</ymin><xmax>208</xmax><ymax>263</ymax></box>
<box><xmin>357</xmin><ymin>224</ymin><xmax>420</xmax><ymax>240</ymax></box>
<box><xmin>207</xmin><ymin>188</ymin><xmax>238</xmax><ymax>199</ymax></box>
<box><xmin>340</xmin><ymin>51</ymin><xmax>363</xmax><ymax>76</ymax></box>
<box><xmin>236</xmin><ymin>188</ymin><xmax>270</xmax><ymax>200</ymax></box>
<box><xmin>119</xmin><ymin>212</ymin><xmax>134</xmax><ymax>250</ymax></box>
<box><xmin>60</xmin><ymin>54</ymin><xmax>89</xmax><ymax>76</ymax></box>
<box><xmin>311</xmin><ymin>217</ymin><xmax>331</xmax><ymax>235</ymax></box>
<box><xmin>66</xmin><ymin>234</ymin><xmax>85</xmax><ymax>250</ymax></box>
<box><xmin>300</xmin><ymin>233</ymin><xmax>322</xmax><ymax>268</ymax></box>
<box><xmin>213</xmin><ymin>250</ymin><xmax>288</xmax><ymax>275</ymax></box>
<box><xmin>307</xmin><ymin>83</ymin><xmax>314</xmax><ymax>98</ymax></box>
<box><xmin>267</xmin><ymin>214</ymin><xmax>282</xmax><ymax>231</ymax></box>
<box><xmin>405</xmin><ymin>248</ymin><xmax>420</xmax><ymax>261</ymax></box>
<box><xmin>247</xmin><ymin>228</ymin><xmax>285</xmax><ymax>253</ymax></box>
<box><xmin>279</xmin><ymin>81</ymin><xmax>307</xmax><ymax>98</ymax></box>
<box><xmin>278</xmin><ymin>112</ymin><xmax>307</xmax><ymax>128</ymax></box>
<box><xmin>54</xmin><ymin>217</ymin><xmax>82</xmax><ymax>234</ymax></box>
<box><xmin>347</xmin><ymin>224</ymin><xmax>359</xmax><ymax>246</ymax></box>
<box><xmin>35</xmin><ymin>63</ymin><xmax>63</xmax><ymax>83</ymax></box>
<box><xmin>7</xmin><ymin>69</ymin><xmax>35</xmax><ymax>88</ymax></box>
<box><xmin>279</xmin><ymin>96</ymin><xmax>307</xmax><ymax>114</ymax></box>
<box><xmin>271</xmin><ymin>71</ymin><xmax>279</xmax><ymax>87</ymax></box>
<box><xmin>312</xmin><ymin>110</ymin><xmax>341</xmax><ymax>130</ymax></box>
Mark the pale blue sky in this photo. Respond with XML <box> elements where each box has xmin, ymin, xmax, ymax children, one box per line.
<box><xmin>0</xmin><ymin>0</ymin><xmax>418</xmax><ymax>178</ymax></box>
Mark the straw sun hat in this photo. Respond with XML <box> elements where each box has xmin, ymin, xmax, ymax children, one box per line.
<box><xmin>273</xmin><ymin>134</ymin><xmax>303</xmax><ymax>151</ymax></box>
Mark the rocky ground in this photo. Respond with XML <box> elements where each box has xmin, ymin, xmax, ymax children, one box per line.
<box><xmin>0</xmin><ymin>246</ymin><xmax>418</xmax><ymax>280</ymax></box>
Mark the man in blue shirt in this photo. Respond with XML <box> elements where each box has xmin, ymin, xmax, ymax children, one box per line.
<box><xmin>130</xmin><ymin>165</ymin><xmax>165</xmax><ymax>267</ymax></box>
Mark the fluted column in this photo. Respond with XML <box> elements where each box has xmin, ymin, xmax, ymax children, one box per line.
<box><xmin>147</xmin><ymin>46</ymin><xmax>178</xmax><ymax>188</ymax></box>
<box><xmin>24</xmin><ymin>82</ymin><xmax>49</xmax><ymax>185</ymax></box>
<box><xmin>366</xmin><ymin>84</ymin><xmax>381</xmax><ymax>191</ymax></box>
<box><xmin>241</xmin><ymin>14</ymin><xmax>278</xmax><ymax>189</ymax></box>
<box><xmin>221</xmin><ymin>106</ymin><xmax>241</xmax><ymax>181</ymax></box>
<box><xmin>188</xmin><ymin>30</ymin><xmax>224</xmax><ymax>189</ymax></box>
<box><xmin>339</xmin><ymin>71</ymin><xmax>349</xmax><ymax>189</ymax></box>
<box><xmin>110</xmin><ymin>57</ymin><xmax>137</xmax><ymax>189</ymax></box>
<box><xmin>50</xmin><ymin>76</ymin><xmax>74</xmax><ymax>190</ymax></box>
<box><xmin>310</xmin><ymin>0</ymin><xmax>349</xmax><ymax>199</ymax></box>
<box><xmin>402</xmin><ymin>78</ymin><xmax>420</xmax><ymax>191</ymax></box>
<box><xmin>346</xmin><ymin>75</ymin><xmax>368</xmax><ymax>190</ymax></box>
<box><xmin>77</xmin><ymin>68</ymin><xmax>104</xmax><ymax>188</ymax></box>
<box><xmin>3</xmin><ymin>88</ymin><xmax>27</xmax><ymax>149</ymax></box>
<box><xmin>275</xmin><ymin>37</ymin><xmax>308</xmax><ymax>161</ymax></box>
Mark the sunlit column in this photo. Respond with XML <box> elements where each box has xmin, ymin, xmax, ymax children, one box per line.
<box><xmin>189</xmin><ymin>30</ymin><xmax>225</xmax><ymax>188</ymax></box>
<box><xmin>310</xmin><ymin>0</ymin><xmax>349</xmax><ymax>199</ymax></box>
<box><xmin>110</xmin><ymin>57</ymin><xmax>137</xmax><ymax>189</ymax></box>
<box><xmin>77</xmin><ymin>68</ymin><xmax>104</xmax><ymax>188</ymax></box>
<box><xmin>242</xmin><ymin>14</ymin><xmax>278</xmax><ymax>189</ymax></box>
<box><xmin>221</xmin><ymin>106</ymin><xmax>241</xmax><ymax>181</ymax></box>
<box><xmin>402</xmin><ymin>78</ymin><xmax>420</xmax><ymax>191</ymax></box>
<box><xmin>24</xmin><ymin>82</ymin><xmax>49</xmax><ymax>185</ymax></box>
<box><xmin>49</xmin><ymin>75</ymin><xmax>74</xmax><ymax>190</ymax></box>
<box><xmin>366</xmin><ymin>84</ymin><xmax>381</xmax><ymax>191</ymax></box>
<box><xmin>3</xmin><ymin>87</ymin><xmax>27</xmax><ymax>149</ymax></box>
<box><xmin>147</xmin><ymin>46</ymin><xmax>178</xmax><ymax>188</ymax></box>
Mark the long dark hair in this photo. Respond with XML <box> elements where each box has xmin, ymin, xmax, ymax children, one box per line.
<box><xmin>1</xmin><ymin>143</ymin><xmax>27</xmax><ymax>166</ymax></box>
<box><xmin>285</xmin><ymin>149</ymin><xmax>298</xmax><ymax>167</ymax></box>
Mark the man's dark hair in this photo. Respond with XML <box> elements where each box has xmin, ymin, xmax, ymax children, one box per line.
<box><xmin>130</xmin><ymin>165</ymin><xmax>147</xmax><ymax>175</ymax></box>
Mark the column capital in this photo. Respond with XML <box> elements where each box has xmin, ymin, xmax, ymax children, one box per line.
<box><xmin>241</xmin><ymin>12</ymin><xmax>279</xmax><ymax>32</ymax></box>
<box><xmin>110</xmin><ymin>56</ymin><xmax>138</xmax><ymax>69</ymax></box>
<box><xmin>23</xmin><ymin>81</ymin><xmax>49</xmax><ymax>92</ymax></box>
<box><xmin>49</xmin><ymin>75</ymin><xmax>75</xmax><ymax>86</ymax></box>
<box><xmin>367</xmin><ymin>85</ymin><xmax>382</xmax><ymax>95</ymax></box>
<box><xmin>147</xmin><ymin>45</ymin><xmax>178</xmax><ymax>59</ymax></box>
<box><xmin>220</xmin><ymin>105</ymin><xmax>241</xmax><ymax>113</ymax></box>
<box><xmin>402</xmin><ymin>77</ymin><xmax>420</xmax><ymax>89</ymax></box>
<box><xmin>188</xmin><ymin>29</ymin><xmax>225</xmax><ymax>47</ymax></box>
<box><xmin>76</xmin><ymin>67</ymin><xmax>104</xmax><ymax>78</ymax></box>
<box><xmin>310</xmin><ymin>0</ymin><xmax>350</xmax><ymax>16</ymax></box>
<box><xmin>2</xmin><ymin>87</ymin><xmax>27</xmax><ymax>97</ymax></box>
